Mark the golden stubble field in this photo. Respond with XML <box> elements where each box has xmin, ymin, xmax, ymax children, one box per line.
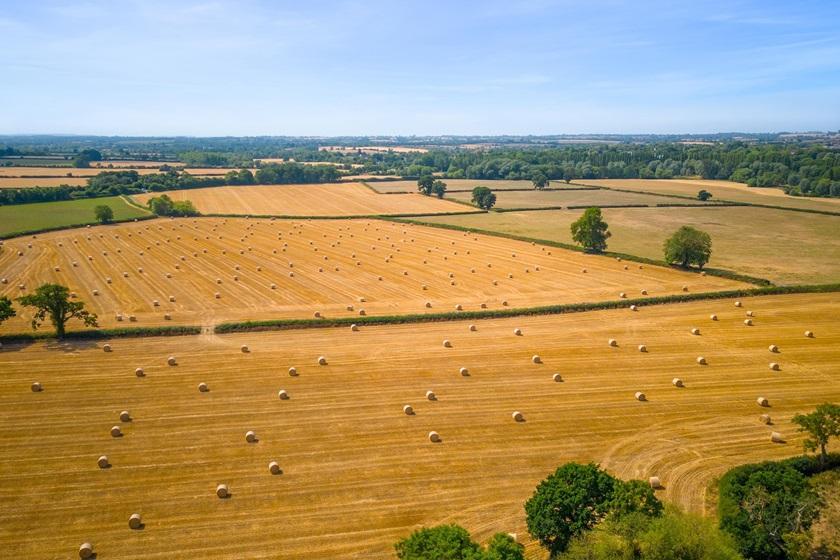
<box><xmin>0</xmin><ymin>293</ymin><xmax>837</xmax><ymax>559</ymax></box>
<box><xmin>132</xmin><ymin>183</ymin><xmax>474</xmax><ymax>217</ymax></box>
<box><xmin>0</xmin><ymin>218</ymin><xmax>747</xmax><ymax>333</ymax></box>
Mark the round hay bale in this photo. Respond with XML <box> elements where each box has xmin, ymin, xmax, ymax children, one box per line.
<box><xmin>512</xmin><ymin>411</ymin><xmax>524</xmax><ymax>422</ymax></box>
<box><xmin>769</xmin><ymin>344</ymin><xmax>779</xmax><ymax>353</ymax></box>
<box><xmin>630</xmin><ymin>304</ymin><xmax>637</xmax><ymax>311</ymax></box>
<box><xmin>92</xmin><ymin>289</ymin><xmax>100</xmax><ymax>296</ymax></box>
<box><xmin>278</xmin><ymin>390</ymin><xmax>289</xmax><ymax>400</ymax></box>
<box><xmin>682</xmin><ymin>285</ymin><xmax>689</xmax><ymax>292</ymax></box>
<box><xmin>623</xmin><ymin>265</ymin><xmax>629</xmax><ymax>270</ymax></box>
<box><xmin>31</xmin><ymin>381</ymin><xmax>42</xmax><ymax>392</ymax></box>
<box><xmin>245</xmin><ymin>430</ymin><xmax>257</xmax><ymax>443</ymax></box>
<box><xmin>198</xmin><ymin>382</ymin><xmax>209</xmax><ymax>392</ymax></box>
<box><xmin>672</xmin><ymin>378</ymin><xmax>684</xmax><ymax>387</ymax></box>
<box><xmin>428</xmin><ymin>431</ymin><xmax>441</xmax><ymax>443</ymax></box>
<box><xmin>635</xmin><ymin>391</ymin><xmax>646</xmax><ymax>401</ymax></box>
<box><xmin>426</xmin><ymin>390</ymin><xmax>436</xmax><ymax>400</ymax></box>
<box><xmin>128</xmin><ymin>315</ymin><xmax>137</xmax><ymax>322</ymax></box>
<box><xmin>552</xmin><ymin>373</ymin><xmax>562</xmax><ymax>382</ymax></box>
<box><xmin>734</xmin><ymin>301</ymin><xmax>742</xmax><ymax>307</ymax></box>
<box><xmin>759</xmin><ymin>413</ymin><xmax>772</xmax><ymax>425</ymax></box>
<box><xmin>744</xmin><ymin>319</ymin><xmax>753</xmax><ymax>326</ymax></box>
<box><xmin>269</xmin><ymin>461</ymin><xmax>282</xmax><ymax>475</ymax></box>
<box><xmin>455</xmin><ymin>304</ymin><xmax>463</xmax><ymax>311</ymax></box>
<box><xmin>443</xmin><ymin>340</ymin><xmax>452</xmax><ymax>348</ymax></box>
<box><xmin>619</xmin><ymin>292</ymin><xmax>627</xmax><ymax>299</ymax></box>
<box><xmin>314</xmin><ymin>311</ymin><xmax>322</xmax><ymax>318</ymax></box>
<box><xmin>532</xmin><ymin>355</ymin><xmax>542</xmax><ymax>364</ymax></box>
<box><xmin>346</xmin><ymin>305</ymin><xmax>354</xmax><ymax>311</ymax></box>
<box><xmin>746</xmin><ymin>310</ymin><xmax>755</xmax><ymax>317</ymax></box>
<box><xmin>469</xmin><ymin>324</ymin><xmax>477</xmax><ymax>332</ymax></box>
<box><xmin>128</xmin><ymin>513</ymin><xmax>142</xmax><ymax>530</ymax></box>
<box><xmin>649</xmin><ymin>476</ymin><xmax>662</xmax><ymax>489</ymax></box>
<box><xmin>710</xmin><ymin>314</ymin><xmax>718</xmax><ymax>321</ymax></box>
<box><xmin>79</xmin><ymin>542</ymin><xmax>94</xmax><ymax>559</ymax></box>
<box><xmin>502</xmin><ymin>300</ymin><xmax>509</xmax><ymax>306</ymax></box>
<box><xmin>103</xmin><ymin>343</ymin><xmax>112</xmax><ymax>352</ymax></box>
<box><xmin>167</xmin><ymin>356</ymin><xmax>177</xmax><ymax>366</ymax></box>
<box><xmin>757</xmin><ymin>396</ymin><xmax>769</xmax><ymax>407</ymax></box>
<box><xmin>153</xmin><ymin>300</ymin><xmax>160</xmax><ymax>307</ymax></box>
<box><xmin>638</xmin><ymin>344</ymin><xmax>647</xmax><ymax>352</ymax></box>
<box><xmin>216</xmin><ymin>484</ymin><xmax>229</xmax><ymax>498</ymax></box>
<box><xmin>691</xmin><ymin>328</ymin><xmax>700</xmax><ymax>335</ymax></box>
<box><xmin>769</xmin><ymin>362</ymin><xmax>780</xmax><ymax>371</ymax></box>
<box><xmin>696</xmin><ymin>356</ymin><xmax>707</xmax><ymax>365</ymax></box>
<box><xmin>241</xmin><ymin>344</ymin><xmax>250</xmax><ymax>353</ymax></box>
<box><xmin>403</xmin><ymin>404</ymin><xmax>414</xmax><ymax>415</ymax></box>
<box><xmin>425</xmin><ymin>302</ymin><xmax>432</xmax><ymax>308</ymax></box>
<box><xmin>288</xmin><ymin>367</ymin><xmax>298</xmax><ymax>376</ymax></box>
<box><xmin>270</xmin><ymin>283</ymin><xmax>277</xmax><ymax>290</ymax></box>
<box><xmin>641</xmin><ymin>289</ymin><xmax>648</xmax><ymax>295</ymax></box>
<box><xmin>215</xmin><ymin>292</ymin><xmax>221</xmax><ymax>299</ymax></box>
<box><xmin>608</xmin><ymin>338</ymin><xmax>618</xmax><ymax>347</ymax></box>
<box><xmin>119</xmin><ymin>410</ymin><xmax>131</xmax><ymax>422</ymax></box>
<box><xmin>97</xmin><ymin>455</ymin><xmax>109</xmax><ymax>469</ymax></box>
<box><xmin>135</xmin><ymin>367</ymin><xmax>145</xmax><ymax>377</ymax></box>
<box><xmin>163</xmin><ymin>313</ymin><xmax>172</xmax><ymax>320</ymax></box>
<box><xmin>359</xmin><ymin>309</ymin><xmax>366</xmax><ymax>316</ymax></box>
<box><xmin>770</xmin><ymin>432</ymin><xmax>784</xmax><ymax>444</ymax></box>
<box><xmin>581</xmin><ymin>268</ymin><xmax>587</xmax><ymax>273</ymax></box>
<box><xmin>459</xmin><ymin>367</ymin><xmax>469</xmax><ymax>376</ymax></box>
<box><xmin>514</xmin><ymin>328</ymin><xmax>523</xmax><ymax>336</ymax></box>
<box><xmin>110</xmin><ymin>425</ymin><xmax>122</xmax><ymax>437</ymax></box>
<box><xmin>350</xmin><ymin>324</ymin><xmax>359</xmax><ymax>332</ymax></box>
<box><xmin>318</xmin><ymin>356</ymin><xmax>327</xmax><ymax>365</ymax></box>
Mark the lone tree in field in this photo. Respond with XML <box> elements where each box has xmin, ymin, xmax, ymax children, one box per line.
<box><xmin>663</xmin><ymin>225</ymin><xmax>712</xmax><ymax>269</ymax></box>
<box><xmin>525</xmin><ymin>463</ymin><xmax>617</xmax><ymax>556</ymax></box>
<box><xmin>570</xmin><ymin>207</ymin><xmax>611</xmax><ymax>253</ymax></box>
<box><xmin>432</xmin><ymin>179</ymin><xmax>447</xmax><ymax>199</ymax></box>
<box><xmin>471</xmin><ymin>186</ymin><xmax>497</xmax><ymax>210</ymax></box>
<box><xmin>94</xmin><ymin>204</ymin><xmax>114</xmax><ymax>224</ymax></box>
<box><xmin>0</xmin><ymin>296</ymin><xmax>15</xmax><ymax>325</ymax></box>
<box><xmin>417</xmin><ymin>175</ymin><xmax>435</xmax><ymax>196</ymax></box>
<box><xmin>697</xmin><ymin>189</ymin><xmax>713</xmax><ymax>201</ymax></box>
<box><xmin>532</xmin><ymin>172</ymin><xmax>549</xmax><ymax>190</ymax></box>
<box><xmin>17</xmin><ymin>283</ymin><xmax>98</xmax><ymax>339</ymax></box>
<box><xmin>147</xmin><ymin>194</ymin><xmax>199</xmax><ymax>217</ymax></box>
<box><xmin>792</xmin><ymin>403</ymin><xmax>840</xmax><ymax>467</ymax></box>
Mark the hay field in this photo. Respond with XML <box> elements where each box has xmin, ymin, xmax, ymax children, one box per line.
<box><xmin>421</xmin><ymin>206</ymin><xmax>840</xmax><ymax>285</ymax></box>
<box><xmin>367</xmin><ymin>179</ymin><xmax>541</xmax><ymax>193</ymax></box>
<box><xmin>446</xmin><ymin>187</ymin><xmax>709</xmax><ymax>209</ymax></box>
<box><xmin>0</xmin><ymin>292</ymin><xmax>836</xmax><ymax>559</ymax></box>
<box><xmin>132</xmin><ymin>184</ymin><xmax>478</xmax><ymax>217</ymax></box>
<box><xmin>575</xmin><ymin>178</ymin><xmax>840</xmax><ymax>213</ymax></box>
<box><xmin>0</xmin><ymin>197</ymin><xmax>151</xmax><ymax>238</ymax></box>
<box><xmin>0</xmin><ymin>217</ymin><xmax>746</xmax><ymax>334</ymax></box>
<box><xmin>0</xmin><ymin>176</ymin><xmax>90</xmax><ymax>188</ymax></box>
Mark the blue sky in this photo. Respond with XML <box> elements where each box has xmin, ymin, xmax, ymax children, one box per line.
<box><xmin>1</xmin><ymin>0</ymin><xmax>839</xmax><ymax>135</ymax></box>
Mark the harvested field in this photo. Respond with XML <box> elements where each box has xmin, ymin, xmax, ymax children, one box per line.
<box><xmin>0</xmin><ymin>292</ymin><xmax>836</xmax><ymax>558</ymax></box>
<box><xmin>0</xmin><ymin>176</ymin><xmax>89</xmax><ymax>188</ymax></box>
<box><xmin>91</xmin><ymin>161</ymin><xmax>181</xmax><ymax>168</ymax></box>
<box><xmin>421</xmin><ymin>206</ymin><xmax>840</xmax><ymax>285</ymax></box>
<box><xmin>132</xmin><ymin>183</ymin><xmax>478</xmax><ymax>217</ymax></box>
<box><xmin>446</xmin><ymin>187</ymin><xmax>713</xmax><ymax>209</ymax></box>
<box><xmin>575</xmin><ymin>178</ymin><xmax>840</xmax><ymax>213</ymax></box>
<box><xmin>367</xmin><ymin>179</ymin><xmax>542</xmax><ymax>194</ymax></box>
<box><xmin>0</xmin><ymin>217</ymin><xmax>746</xmax><ymax>333</ymax></box>
<box><xmin>0</xmin><ymin>197</ymin><xmax>151</xmax><ymax>238</ymax></box>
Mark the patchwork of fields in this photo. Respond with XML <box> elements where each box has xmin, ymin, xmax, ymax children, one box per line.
<box><xmin>0</xmin><ymin>218</ymin><xmax>745</xmax><ymax>333</ymax></box>
<box><xmin>1</xmin><ymin>293</ymin><xmax>836</xmax><ymax>558</ymax></box>
<box><xmin>132</xmin><ymin>184</ymin><xmax>478</xmax><ymax>217</ymax></box>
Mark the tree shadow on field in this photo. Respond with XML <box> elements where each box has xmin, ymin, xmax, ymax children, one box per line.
<box><xmin>43</xmin><ymin>338</ymin><xmax>99</xmax><ymax>353</ymax></box>
<box><xmin>0</xmin><ymin>339</ymin><xmax>36</xmax><ymax>353</ymax></box>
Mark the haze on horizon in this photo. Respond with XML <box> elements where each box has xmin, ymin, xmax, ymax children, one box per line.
<box><xmin>1</xmin><ymin>0</ymin><xmax>839</xmax><ymax>137</ymax></box>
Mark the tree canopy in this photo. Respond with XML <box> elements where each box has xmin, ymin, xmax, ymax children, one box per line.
<box><xmin>570</xmin><ymin>208</ymin><xmax>611</xmax><ymax>253</ymax></box>
<box><xmin>147</xmin><ymin>194</ymin><xmax>199</xmax><ymax>217</ymax></box>
<box><xmin>394</xmin><ymin>525</ymin><xmax>523</xmax><ymax>560</ymax></box>
<box><xmin>663</xmin><ymin>226</ymin><xmax>712</xmax><ymax>268</ymax></box>
<box><xmin>792</xmin><ymin>403</ymin><xmax>840</xmax><ymax>467</ymax></box>
<box><xmin>94</xmin><ymin>204</ymin><xmax>114</xmax><ymax>224</ymax></box>
<box><xmin>0</xmin><ymin>296</ymin><xmax>15</xmax><ymax>325</ymax></box>
<box><xmin>17</xmin><ymin>283</ymin><xmax>98</xmax><ymax>338</ymax></box>
<box><xmin>471</xmin><ymin>186</ymin><xmax>497</xmax><ymax>210</ymax></box>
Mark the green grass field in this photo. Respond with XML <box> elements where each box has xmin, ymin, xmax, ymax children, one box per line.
<box><xmin>445</xmin><ymin>187</ymin><xmax>712</xmax><ymax>209</ymax></box>
<box><xmin>420</xmin><ymin>206</ymin><xmax>840</xmax><ymax>285</ymax></box>
<box><xmin>0</xmin><ymin>196</ymin><xmax>151</xmax><ymax>237</ymax></box>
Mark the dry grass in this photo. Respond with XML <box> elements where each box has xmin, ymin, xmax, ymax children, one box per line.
<box><xmin>0</xmin><ymin>217</ymin><xmax>746</xmax><ymax>333</ymax></box>
<box><xmin>446</xmin><ymin>188</ymin><xmax>705</xmax><ymax>209</ymax></box>
<box><xmin>0</xmin><ymin>176</ymin><xmax>90</xmax><ymax>188</ymax></box>
<box><xmin>421</xmin><ymin>207</ymin><xmax>840</xmax><ymax>285</ymax></box>
<box><xmin>132</xmin><ymin>184</ymin><xmax>478</xmax><ymax>217</ymax></box>
<box><xmin>0</xmin><ymin>292</ymin><xmax>836</xmax><ymax>558</ymax></box>
<box><xmin>574</xmin><ymin>179</ymin><xmax>840</xmax><ymax>212</ymax></box>
<box><xmin>366</xmin><ymin>179</ymin><xmax>540</xmax><ymax>193</ymax></box>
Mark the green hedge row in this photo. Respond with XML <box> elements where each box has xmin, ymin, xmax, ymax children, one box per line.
<box><xmin>0</xmin><ymin>214</ymin><xmax>157</xmax><ymax>240</ymax></box>
<box><xmin>386</xmin><ymin>217</ymin><xmax>774</xmax><ymax>286</ymax></box>
<box><xmin>0</xmin><ymin>324</ymin><xmax>202</xmax><ymax>343</ymax></box>
<box><xmin>213</xmin><ymin>283</ymin><xmax>840</xmax><ymax>334</ymax></box>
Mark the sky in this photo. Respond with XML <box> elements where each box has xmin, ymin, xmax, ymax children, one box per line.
<box><xmin>1</xmin><ymin>0</ymin><xmax>839</xmax><ymax>136</ymax></box>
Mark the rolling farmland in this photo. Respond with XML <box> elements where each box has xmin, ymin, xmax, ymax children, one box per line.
<box><xmin>0</xmin><ymin>292</ymin><xmax>836</xmax><ymax>558</ymax></box>
<box><xmin>0</xmin><ymin>217</ymin><xmax>747</xmax><ymax>334</ymax></box>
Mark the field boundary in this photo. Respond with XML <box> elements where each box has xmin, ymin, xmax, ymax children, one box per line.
<box><xmin>0</xmin><ymin>325</ymin><xmax>201</xmax><ymax>343</ymax></box>
<box><xmin>386</xmin><ymin>217</ymin><xmax>773</xmax><ymax>286</ymax></box>
<box><xmin>0</xmin><ymin>213</ymin><xmax>155</xmax><ymax>240</ymax></box>
<box><xmin>213</xmin><ymin>283</ymin><xmax>840</xmax><ymax>334</ymax></box>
